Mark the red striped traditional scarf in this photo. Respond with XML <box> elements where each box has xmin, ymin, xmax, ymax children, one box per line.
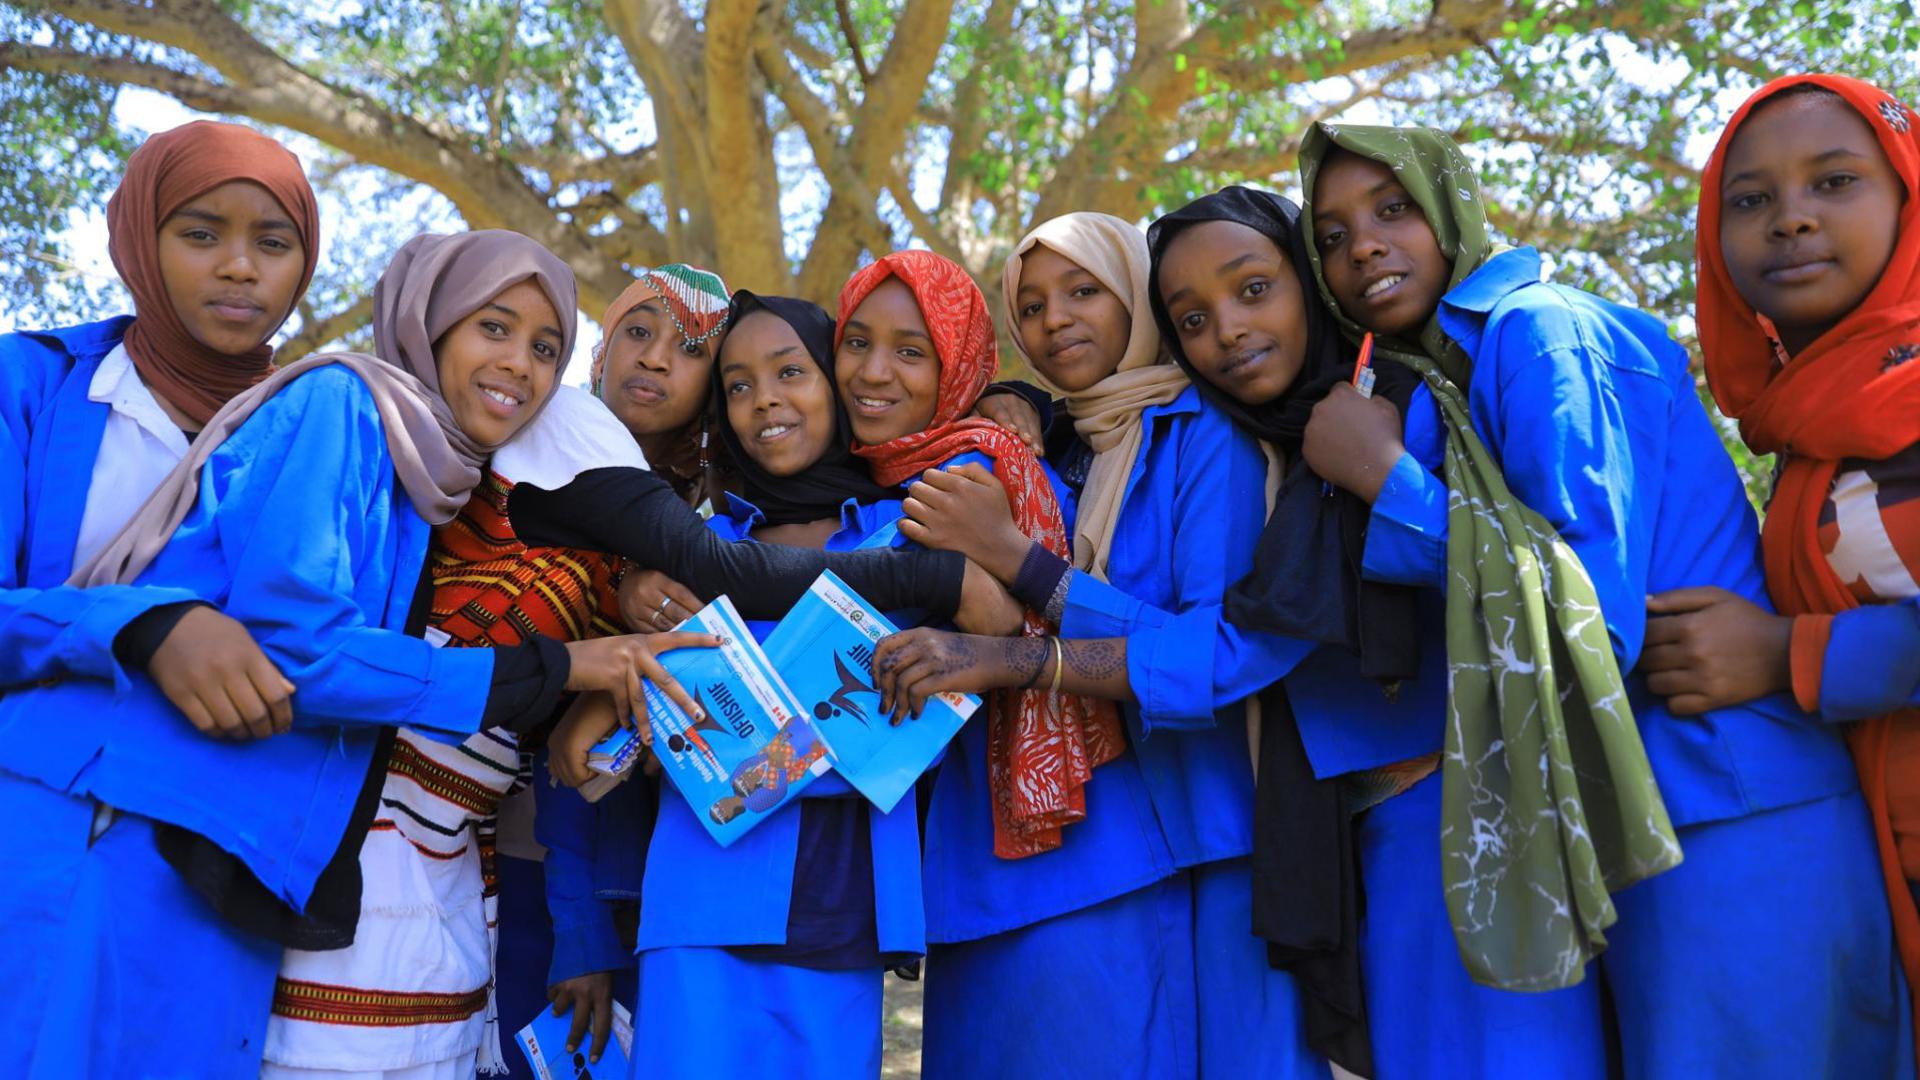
<box><xmin>839</xmin><ymin>250</ymin><xmax>1124</xmax><ymax>859</ymax></box>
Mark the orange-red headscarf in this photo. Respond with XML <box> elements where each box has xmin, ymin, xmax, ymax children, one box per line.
<box><xmin>838</xmin><ymin>249</ymin><xmax>1124</xmax><ymax>859</ymax></box>
<box><xmin>1698</xmin><ymin>72</ymin><xmax>1920</xmax><ymax>1048</ymax></box>
<box><xmin>106</xmin><ymin>120</ymin><xmax>321</xmax><ymax>426</ymax></box>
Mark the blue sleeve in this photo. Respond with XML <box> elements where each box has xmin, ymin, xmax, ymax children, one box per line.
<box><xmin>1816</xmin><ymin>601</ymin><xmax>1920</xmax><ymax>720</ymax></box>
<box><xmin>533</xmin><ymin>754</ymin><xmax>630</xmax><ymax>985</ymax></box>
<box><xmin>1360</xmin><ymin>452</ymin><xmax>1449</xmax><ymax>589</ymax></box>
<box><xmin>1469</xmin><ymin>313</ymin><xmax>1668</xmax><ymax>669</ymax></box>
<box><xmin>0</xmin><ymin>342</ymin><xmax>199</xmax><ymax>692</ymax></box>
<box><xmin>197</xmin><ymin>367</ymin><xmax>494</xmax><ymax>733</ymax></box>
<box><xmin>1059</xmin><ymin>412</ymin><xmax>1316</xmax><ymax>733</ymax></box>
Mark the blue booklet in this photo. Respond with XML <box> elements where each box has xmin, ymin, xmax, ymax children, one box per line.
<box><xmin>760</xmin><ymin>571</ymin><xmax>981</xmax><ymax>813</ymax></box>
<box><xmin>587</xmin><ymin>595</ymin><xmax>824</xmax><ymax>846</ymax></box>
<box><xmin>514</xmin><ymin>1000</ymin><xmax>633</xmax><ymax>1079</ymax></box>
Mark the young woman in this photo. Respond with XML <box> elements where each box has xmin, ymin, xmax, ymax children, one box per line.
<box><xmin>867</xmin><ymin>227</ymin><xmax>1332</xmax><ymax>1077</ymax></box>
<box><xmin>0</xmin><ymin>120</ymin><xmax>316</xmax><ymax>754</ymax></box>
<box><xmin>590</xmin><ymin>264</ymin><xmax>733</xmax><ymax>508</ymax></box>
<box><xmin>1297</xmin><ymin>121</ymin><xmax>1905</xmax><ymax>1075</ymax></box>
<box><xmin>0</xmin><ymin>228</ymin><xmax>722</xmax><ymax>1080</ymax></box>
<box><xmin>1640</xmin><ymin>73</ymin><xmax>1920</xmax><ymax>1064</ymax></box>
<box><xmin>551</xmin><ymin>289</ymin><xmax>942</xmax><ymax>1075</ymax></box>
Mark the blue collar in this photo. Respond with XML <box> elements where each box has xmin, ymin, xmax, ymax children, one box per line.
<box><xmin>1439</xmin><ymin>248</ymin><xmax>1543</xmax><ymax>316</ymax></box>
<box><xmin>718</xmin><ymin>491</ymin><xmax>869</xmax><ymax>535</ymax></box>
<box><xmin>21</xmin><ymin>316</ymin><xmax>133</xmax><ymax>364</ymax></box>
<box><xmin>1136</xmin><ymin>381</ymin><xmax>1204</xmax><ymax>423</ymax></box>
<box><xmin>1436</xmin><ymin>248</ymin><xmax>1545</xmax><ymax>357</ymax></box>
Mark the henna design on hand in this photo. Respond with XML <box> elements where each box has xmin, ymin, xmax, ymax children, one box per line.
<box><xmin>1003</xmin><ymin>636</ymin><xmax>1048</xmax><ymax>689</ymax></box>
<box><xmin>1065</xmin><ymin>640</ymin><xmax>1124</xmax><ymax>680</ymax></box>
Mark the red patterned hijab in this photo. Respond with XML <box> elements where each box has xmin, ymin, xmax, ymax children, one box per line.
<box><xmin>106</xmin><ymin>121</ymin><xmax>321</xmax><ymax>425</ymax></box>
<box><xmin>1697</xmin><ymin>72</ymin><xmax>1920</xmax><ymax>1041</ymax></box>
<box><xmin>838</xmin><ymin>250</ymin><xmax>1124</xmax><ymax>859</ymax></box>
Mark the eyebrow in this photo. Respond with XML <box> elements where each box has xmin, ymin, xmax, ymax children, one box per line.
<box><xmin>166</xmin><ymin>207</ymin><xmax>297</xmax><ymax>232</ymax></box>
<box><xmin>167</xmin><ymin>208</ymin><xmax>227</xmax><ymax>226</ymax></box>
<box><xmin>1724</xmin><ymin>147</ymin><xmax>1874</xmax><ymax>189</ymax></box>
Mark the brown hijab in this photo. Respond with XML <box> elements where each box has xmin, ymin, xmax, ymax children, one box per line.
<box><xmin>71</xmin><ymin>230</ymin><xmax>577</xmax><ymax>588</ymax></box>
<box><xmin>106</xmin><ymin>120</ymin><xmax>322</xmax><ymax>425</ymax></box>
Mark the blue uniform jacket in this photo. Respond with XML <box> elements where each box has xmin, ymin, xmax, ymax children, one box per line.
<box><xmin>0</xmin><ymin>340</ymin><xmax>492</xmax><ymax>910</ymax></box>
<box><xmin>637</xmin><ymin>494</ymin><xmax>929</xmax><ymax>956</ymax></box>
<box><xmin>0</xmin><ymin>319</ymin><xmax>205</xmax><ymax>694</ymax></box>
<box><xmin>924</xmin><ymin>392</ymin><xmax>1334</xmax><ymax>941</ymax></box>
<box><xmin>534</xmin><ymin>751</ymin><xmax>649</xmax><ymax>985</ymax></box>
<box><xmin>1362</xmin><ymin>248</ymin><xmax>1858</xmax><ymax>827</ymax></box>
<box><xmin>1814</xmin><ymin>597</ymin><xmax>1920</xmax><ymax>720</ymax></box>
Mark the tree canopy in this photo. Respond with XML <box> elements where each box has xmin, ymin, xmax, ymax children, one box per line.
<box><xmin>1</xmin><ymin>0</ymin><xmax>1915</xmax><ymax>371</ymax></box>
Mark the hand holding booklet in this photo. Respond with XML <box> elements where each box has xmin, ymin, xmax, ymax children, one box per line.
<box><xmin>761</xmin><ymin>570</ymin><xmax>980</xmax><ymax>813</ymax></box>
<box><xmin>585</xmin><ymin>572</ymin><xmax>980</xmax><ymax>842</ymax></box>
<box><xmin>515</xmin><ymin>1000</ymin><xmax>633</xmax><ymax>1079</ymax></box>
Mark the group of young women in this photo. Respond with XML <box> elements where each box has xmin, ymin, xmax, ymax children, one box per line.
<box><xmin>2</xmin><ymin>70</ymin><xmax>1918</xmax><ymax>1080</ymax></box>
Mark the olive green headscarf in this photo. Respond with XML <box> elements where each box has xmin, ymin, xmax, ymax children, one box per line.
<box><xmin>1298</xmin><ymin>122</ymin><xmax>1681</xmax><ymax>991</ymax></box>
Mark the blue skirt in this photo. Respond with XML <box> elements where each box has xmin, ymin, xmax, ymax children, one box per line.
<box><xmin>1604</xmin><ymin>789</ymin><xmax>1912</xmax><ymax>1079</ymax></box>
<box><xmin>1357</xmin><ymin>772</ymin><xmax>1608</xmax><ymax>1080</ymax></box>
<box><xmin>632</xmin><ymin>946</ymin><xmax>883</xmax><ymax>1079</ymax></box>
<box><xmin>923</xmin><ymin>861</ymin><xmax>1326</xmax><ymax>1079</ymax></box>
<box><xmin>0</xmin><ymin>774</ymin><xmax>282</xmax><ymax>1079</ymax></box>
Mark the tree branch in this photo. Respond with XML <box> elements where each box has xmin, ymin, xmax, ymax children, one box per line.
<box><xmin>34</xmin><ymin>0</ymin><xmax>631</xmax><ymax>309</ymax></box>
<box><xmin>485</xmin><ymin>0</ymin><xmax>525</xmax><ymax>152</ymax></box>
<box><xmin>279</xmin><ymin>292</ymin><xmax>374</xmax><ymax>363</ymax></box>
<box><xmin>833</xmin><ymin>0</ymin><xmax>872</xmax><ymax>85</ymax></box>
<box><xmin>798</xmin><ymin>0</ymin><xmax>957</xmax><ymax>298</ymax></box>
<box><xmin>0</xmin><ymin>43</ymin><xmax>245</xmax><ymax>112</ymax></box>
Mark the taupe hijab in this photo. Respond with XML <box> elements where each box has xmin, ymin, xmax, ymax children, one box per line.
<box><xmin>72</xmin><ymin>230</ymin><xmax>578</xmax><ymax>587</ymax></box>
<box><xmin>1000</xmin><ymin>212</ymin><xmax>1188</xmax><ymax>581</ymax></box>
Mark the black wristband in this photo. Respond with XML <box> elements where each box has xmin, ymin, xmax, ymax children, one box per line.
<box><xmin>484</xmin><ymin>634</ymin><xmax>573</xmax><ymax>735</ymax></box>
<box><xmin>1010</xmin><ymin>542</ymin><xmax>1071</xmax><ymax>613</ymax></box>
<box><xmin>113</xmin><ymin>600</ymin><xmax>213</xmax><ymax>673</ymax></box>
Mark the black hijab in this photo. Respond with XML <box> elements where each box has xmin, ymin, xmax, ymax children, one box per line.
<box><xmin>1146</xmin><ymin>185</ymin><xmax>1421</xmax><ymax>685</ymax></box>
<box><xmin>712</xmin><ymin>290</ymin><xmax>893</xmax><ymax>527</ymax></box>
<box><xmin>1148</xmin><ymin>186</ymin><xmax>1427</xmax><ymax>1077</ymax></box>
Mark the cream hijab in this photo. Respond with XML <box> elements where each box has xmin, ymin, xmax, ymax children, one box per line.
<box><xmin>1000</xmin><ymin>212</ymin><xmax>1189</xmax><ymax>581</ymax></box>
<box><xmin>72</xmin><ymin>230</ymin><xmax>578</xmax><ymax>587</ymax></box>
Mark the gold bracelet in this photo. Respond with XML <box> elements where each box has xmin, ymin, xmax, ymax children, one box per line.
<box><xmin>1047</xmin><ymin>636</ymin><xmax>1064</xmax><ymax>696</ymax></box>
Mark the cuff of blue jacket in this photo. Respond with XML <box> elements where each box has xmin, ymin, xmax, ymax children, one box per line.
<box><xmin>1361</xmin><ymin>452</ymin><xmax>1448</xmax><ymax>589</ymax></box>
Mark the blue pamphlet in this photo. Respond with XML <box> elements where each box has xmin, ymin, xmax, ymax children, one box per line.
<box><xmin>587</xmin><ymin>595</ymin><xmax>823</xmax><ymax>846</ymax></box>
<box><xmin>514</xmin><ymin>1000</ymin><xmax>633</xmax><ymax>1080</ymax></box>
<box><xmin>761</xmin><ymin>571</ymin><xmax>981</xmax><ymax>813</ymax></box>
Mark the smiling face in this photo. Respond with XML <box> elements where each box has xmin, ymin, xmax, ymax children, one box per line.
<box><xmin>718</xmin><ymin>310</ymin><xmax>838</xmax><ymax>478</ymax></box>
<box><xmin>1156</xmin><ymin>220</ymin><xmax>1309</xmax><ymax>407</ymax></box>
<box><xmin>154</xmin><ymin>180</ymin><xmax>307</xmax><ymax>355</ymax></box>
<box><xmin>1014</xmin><ymin>244</ymin><xmax>1132</xmax><ymax>392</ymax></box>
<box><xmin>1718</xmin><ymin>91</ymin><xmax>1906</xmax><ymax>357</ymax></box>
<box><xmin>1310</xmin><ymin>151</ymin><xmax>1454</xmax><ymax>339</ymax></box>
<box><xmin>834</xmin><ymin>277</ymin><xmax>943</xmax><ymax>444</ymax></box>
<box><xmin>592</xmin><ymin>296</ymin><xmax>719</xmax><ymax>439</ymax></box>
<box><xmin>434</xmin><ymin>278</ymin><xmax>564</xmax><ymax>445</ymax></box>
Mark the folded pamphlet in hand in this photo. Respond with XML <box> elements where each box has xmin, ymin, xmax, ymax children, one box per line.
<box><xmin>515</xmin><ymin>1000</ymin><xmax>633</xmax><ymax>1079</ymax></box>
<box><xmin>586</xmin><ymin>594</ymin><xmax>824</xmax><ymax>846</ymax></box>
<box><xmin>762</xmin><ymin>571</ymin><xmax>980</xmax><ymax>813</ymax></box>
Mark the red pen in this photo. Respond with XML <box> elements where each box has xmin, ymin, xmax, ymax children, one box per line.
<box><xmin>1323</xmin><ymin>333</ymin><xmax>1377</xmax><ymax>497</ymax></box>
<box><xmin>1351</xmin><ymin>332</ymin><xmax>1376</xmax><ymax>399</ymax></box>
